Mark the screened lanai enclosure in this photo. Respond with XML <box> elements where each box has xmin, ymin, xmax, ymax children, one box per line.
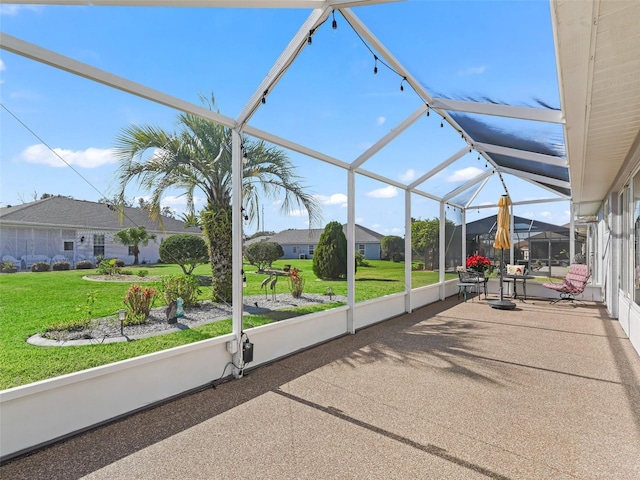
<box><xmin>464</xmin><ymin>214</ymin><xmax>585</xmax><ymax>276</ymax></box>
<box><xmin>2</xmin><ymin>0</ymin><xmax>640</xmax><ymax>461</ymax></box>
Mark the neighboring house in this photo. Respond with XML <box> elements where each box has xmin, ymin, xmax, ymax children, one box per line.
<box><xmin>269</xmin><ymin>224</ymin><xmax>384</xmax><ymax>260</ymax></box>
<box><xmin>0</xmin><ymin>197</ymin><xmax>201</xmax><ymax>269</ymax></box>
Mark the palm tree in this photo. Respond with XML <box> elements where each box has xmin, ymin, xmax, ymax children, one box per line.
<box><xmin>113</xmin><ymin>94</ymin><xmax>320</xmax><ymax>302</ymax></box>
<box><xmin>113</xmin><ymin>226</ymin><xmax>157</xmax><ymax>265</ymax></box>
<box><xmin>179</xmin><ymin>211</ymin><xmax>201</xmax><ymax>228</ymax></box>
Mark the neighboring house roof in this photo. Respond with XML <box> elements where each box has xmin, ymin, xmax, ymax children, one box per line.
<box><xmin>244</xmin><ymin>235</ymin><xmax>272</xmax><ymax>246</ymax></box>
<box><xmin>0</xmin><ymin>197</ymin><xmax>199</xmax><ymax>234</ymax></box>
<box><xmin>270</xmin><ymin>224</ymin><xmax>384</xmax><ymax>245</ymax></box>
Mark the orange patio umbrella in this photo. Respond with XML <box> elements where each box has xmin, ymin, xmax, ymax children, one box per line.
<box><xmin>489</xmin><ymin>194</ymin><xmax>516</xmax><ymax>310</ymax></box>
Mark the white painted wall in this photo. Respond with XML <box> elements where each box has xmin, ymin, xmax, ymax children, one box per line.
<box><xmin>0</xmin><ymin>302</ymin><xmax>372</xmax><ymax>459</ymax></box>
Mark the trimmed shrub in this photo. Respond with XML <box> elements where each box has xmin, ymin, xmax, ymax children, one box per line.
<box><xmin>160</xmin><ymin>274</ymin><xmax>201</xmax><ymax>308</ymax></box>
<box><xmin>76</xmin><ymin>260</ymin><xmax>94</xmax><ymax>269</ymax></box>
<box><xmin>52</xmin><ymin>261</ymin><xmax>71</xmax><ymax>271</ymax></box>
<box><xmin>244</xmin><ymin>242</ymin><xmax>284</xmax><ymax>272</ymax></box>
<box><xmin>312</xmin><ymin>221</ymin><xmax>348</xmax><ymax>280</ymax></box>
<box><xmin>1</xmin><ymin>260</ymin><xmax>17</xmax><ymax>273</ymax></box>
<box><xmin>355</xmin><ymin>251</ymin><xmax>369</xmax><ymax>267</ymax></box>
<box><xmin>31</xmin><ymin>262</ymin><xmax>51</xmax><ymax>272</ymax></box>
<box><xmin>381</xmin><ymin>235</ymin><xmax>404</xmax><ymax>261</ymax></box>
<box><xmin>159</xmin><ymin>234</ymin><xmax>208</xmax><ymax>275</ymax></box>
<box><xmin>115</xmin><ymin>259</ymin><xmax>125</xmax><ymax>267</ymax></box>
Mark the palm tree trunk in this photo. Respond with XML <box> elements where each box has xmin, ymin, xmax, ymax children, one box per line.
<box><xmin>201</xmin><ymin>204</ymin><xmax>233</xmax><ymax>303</ymax></box>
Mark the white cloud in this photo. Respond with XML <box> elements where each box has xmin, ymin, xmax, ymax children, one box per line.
<box><xmin>458</xmin><ymin>66</ymin><xmax>486</xmax><ymax>76</ymax></box>
<box><xmin>288</xmin><ymin>209</ymin><xmax>308</xmax><ymax>217</ymax></box>
<box><xmin>161</xmin><ymin>195</ymin><xmax>188</xmax><ymax>207</ymax></box>
<box><xmin>538</xmin><ymin>211</ymin><xmax>553</xmax><ymax>219</ymax></box>
<box><xmin>399</xmin><ymin>168</ymin><xmax>419</xmax><ymax>182</ymax></box>
<box><xmin>446</xmin><ymin>166</ymin><xmax>483</xmax><ymax>182</ymax></box>
<box><xmin>19</xmin><ymin>144</ymin><xmax>117</xmax><ymax>168</ymax></box>
<box><xmin>315</xmin><ymin>193</ymin><xmax>348</xmax><ymax>207</ymax></box>
<box><xmin>372</xmin><ymin>223</ymin><xmax>381</xmax><ymax>228</ymax></box>
<box><xmin>366</xmin><ymin>185</ymin><xmax>398</xmax><ymax>199</ymax></box>
<box><xmin>358</xmin><ymin>141</ymin><xmax>373</xmax><ymax>151</ymax></box>
<box><xmin>376</xmin><ymin>116</ymin><xmax>386</xmax><ymax>126</ymax></box>
<box><xmin>272</xmin><ymin>199</ymin><xmax>283</xmax><ymax>206</ymax></box>
<box><xmin>383</xmin><ymin>227</ymin><xmax>404</xmax><ymax>235</ymax></box>
<box><xmin>0</xmin><ymin>59</ymin><xmax>5</xmax><ymax>71</ymax></box>
<box><xmin>0</xmin><ymin>5</ymin><xmax>37</xmax><ymax>15</ymax></box>
<box><xmin>356</xmin><ymin>217</ymin><xmax>364</xmax><ymax>223</ymax></box>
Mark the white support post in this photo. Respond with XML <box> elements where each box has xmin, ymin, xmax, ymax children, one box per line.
<box><xmin>347</xmin><ymin>170</ymin><xmax>356</xmax><ymax>334</ymax></box>
<box><xmin>439</xmin><ymin>202</ymin><xmax>445</xmax><ymax>300</ymax></box>
<box><xmin>231</xmin><ymin>129</ymin><xmax>244</xmax><ymax>379</ymax></box>
<box><xmin>570</xmin><ymin>203</ymin><xmax>575</xmax><ymax>262</ymax></box>
<box><xmin>510</xmin><ymin>202</ymin><xmax>515</xmax><ymax>264</ymax></box>
<box><xmin>405</xmin><ymin>189</ymin><xmax>412</xmax><ymax>313</ymax></box>
<box><xmin>462</xmin><ymin>209</ymin><xmax>467</xmax><ymax>265</ymax></box>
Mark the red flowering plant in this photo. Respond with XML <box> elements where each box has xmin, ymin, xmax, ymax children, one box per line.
<box><xmin>466</xmin><ymin>255</ymin><xmax>491</xmax><ymax>274</ymax></box>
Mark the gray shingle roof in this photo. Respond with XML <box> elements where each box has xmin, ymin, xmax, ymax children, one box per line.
<box><xmin>0</xmin><ymin>197</ymin><xmax>199</xmax><ymax>234</ymax></box>
<box><xmin>269</xmin><ymin>224</ymin><xmax>383</xmax><ymax>245</ymax></box>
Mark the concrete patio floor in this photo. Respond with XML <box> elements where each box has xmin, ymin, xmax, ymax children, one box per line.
<box><xmin>2</xmin><ymin>295</ymin><xmax>639</xmax><ymax>479</ymax></box>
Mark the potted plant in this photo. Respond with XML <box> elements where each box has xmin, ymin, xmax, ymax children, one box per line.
<box><xmin>466</xmin><ymin>255</ymin><xmax>491</xmax><ymax>275</ymax></box>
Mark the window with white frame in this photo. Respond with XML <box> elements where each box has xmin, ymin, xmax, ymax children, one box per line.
<box><xmin>293</xmin><ymin>246</ymin><xmax>297</xmax><ymax>253</ymax></box>
<box><xmin>358</xmin><ymin>244</ymin><xmax>365</xmax><ymax>256</ymax></box>
<box><xmin>93</xmin><ymin>234</ymin><xmax>105</xmax><ymax>257</ymax></box>
<box><xmin>309</xmin><ymin>244</ymin><xmax>315</xmax><ymax>255</ymax></box>
<box><xmin>621</xmin><ymin>188</ymin><xmax>630</xmax><ymax>295</ymax></box>
<box><xmin>633</xmin><ymin>172</ymin><xmax>640</xmax><ymax>305</ymax></box>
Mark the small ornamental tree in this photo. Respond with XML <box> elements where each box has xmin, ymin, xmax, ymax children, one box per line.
<box><xmin>313</xmin><ymin>221</ymin><xmax>348</xmax><ymax>279</ymax></box>
<box><xmin>381</xmin><ymin>235</ymin><xmax>404</xmax><ymax>261</ymax></box>
<box><xmin>159</xmin><ymin>234</ymin><xmax>209</xmax><ymax>274</ymax></box>
<box><xmin>113</xmin><ymin>226</ymin><xmax>157</xmax><ymax>265</ymax></box>
<box><xmin>244</xmin><ymin>242</ymin><xmax>284</xmax><ymax>272</ymax></box>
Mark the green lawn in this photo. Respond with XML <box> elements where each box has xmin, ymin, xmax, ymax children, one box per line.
<box><xmin>0</xmin><ymin>260</ymin><xmax>451</xmax><ymax>389</ymax></box>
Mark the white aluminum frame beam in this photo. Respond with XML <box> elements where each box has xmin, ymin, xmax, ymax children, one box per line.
<box><xmin>429</xmin><ymin>98</ymin><xmax>565</xmax><ymax>124</ymax></box>
<box><xmin>470</xmin><ymin>196</ymin><xmax>568</xmax><ymax>210</ymax></box>
<box><xmin>408</xmin><ymin>147</ymin><xmax>470</xmax><ymax>190</ymax></box>
<box><xmin>476</xmin><ymin>142</ymin><xmax>568</xmax><ymax>168</ymax></box>
<box><xmin>0</xmin><ymin>33</ymin><xmax>236</xmax><ymax>128</ymax></box>
<box><xmin>350</xmin><ymin>105</ymin><xmax>429</xmax><ymax>170</ymax></box>
<box><xmin>236</xmin><ymin>7</ymin><xmax>331</xmax><ymax>127</ymax></box>
<box><xmin>498</xmin><ymin>166</ymin><xmax>570</xmax><ymax>190</ymax></box>
<box><xmin>340</xmin><ymin>9</ymin><xmax>483</xmax><ymax>155</ymax></box>
<box><xmin>243</xmin><ymin>125</ymin><xmax>350</xmax><ymax>170</ymax></box>
<box><xmin>442</xmin><ymin>169</ymin><xmax>493</xmax><ymax>202</ymax></box>
<box><xmin>516</xmin><ymin>175</ymin><xmax>572</xmax><ymax>199</ymax></box>
<box><xmin>465</xmin><ymin>176</ymin><xmax>490</xmax><ymax>208</ymax></box>
<box><xmin>4</xmin><ymin>1</ymin><xmax>401</xmax><ymax>8</ymax></box>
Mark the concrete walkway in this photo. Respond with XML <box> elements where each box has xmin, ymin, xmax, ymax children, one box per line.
<box><xmin>2</xmin><ymin>296</ymin><xmax>639</xmax><ymax>479</ymax></box>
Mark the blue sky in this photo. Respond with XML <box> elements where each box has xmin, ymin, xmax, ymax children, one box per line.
<box><xmin>0</xmin><ymin>1</ymin><xmax>569</xmax><ymax>236</ymax></box>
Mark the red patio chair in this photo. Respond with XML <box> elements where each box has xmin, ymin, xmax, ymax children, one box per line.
<box><xmin>542</xmin><ymin>263</ymin><xmax>590</xmax><ymax>305</ymax></box>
